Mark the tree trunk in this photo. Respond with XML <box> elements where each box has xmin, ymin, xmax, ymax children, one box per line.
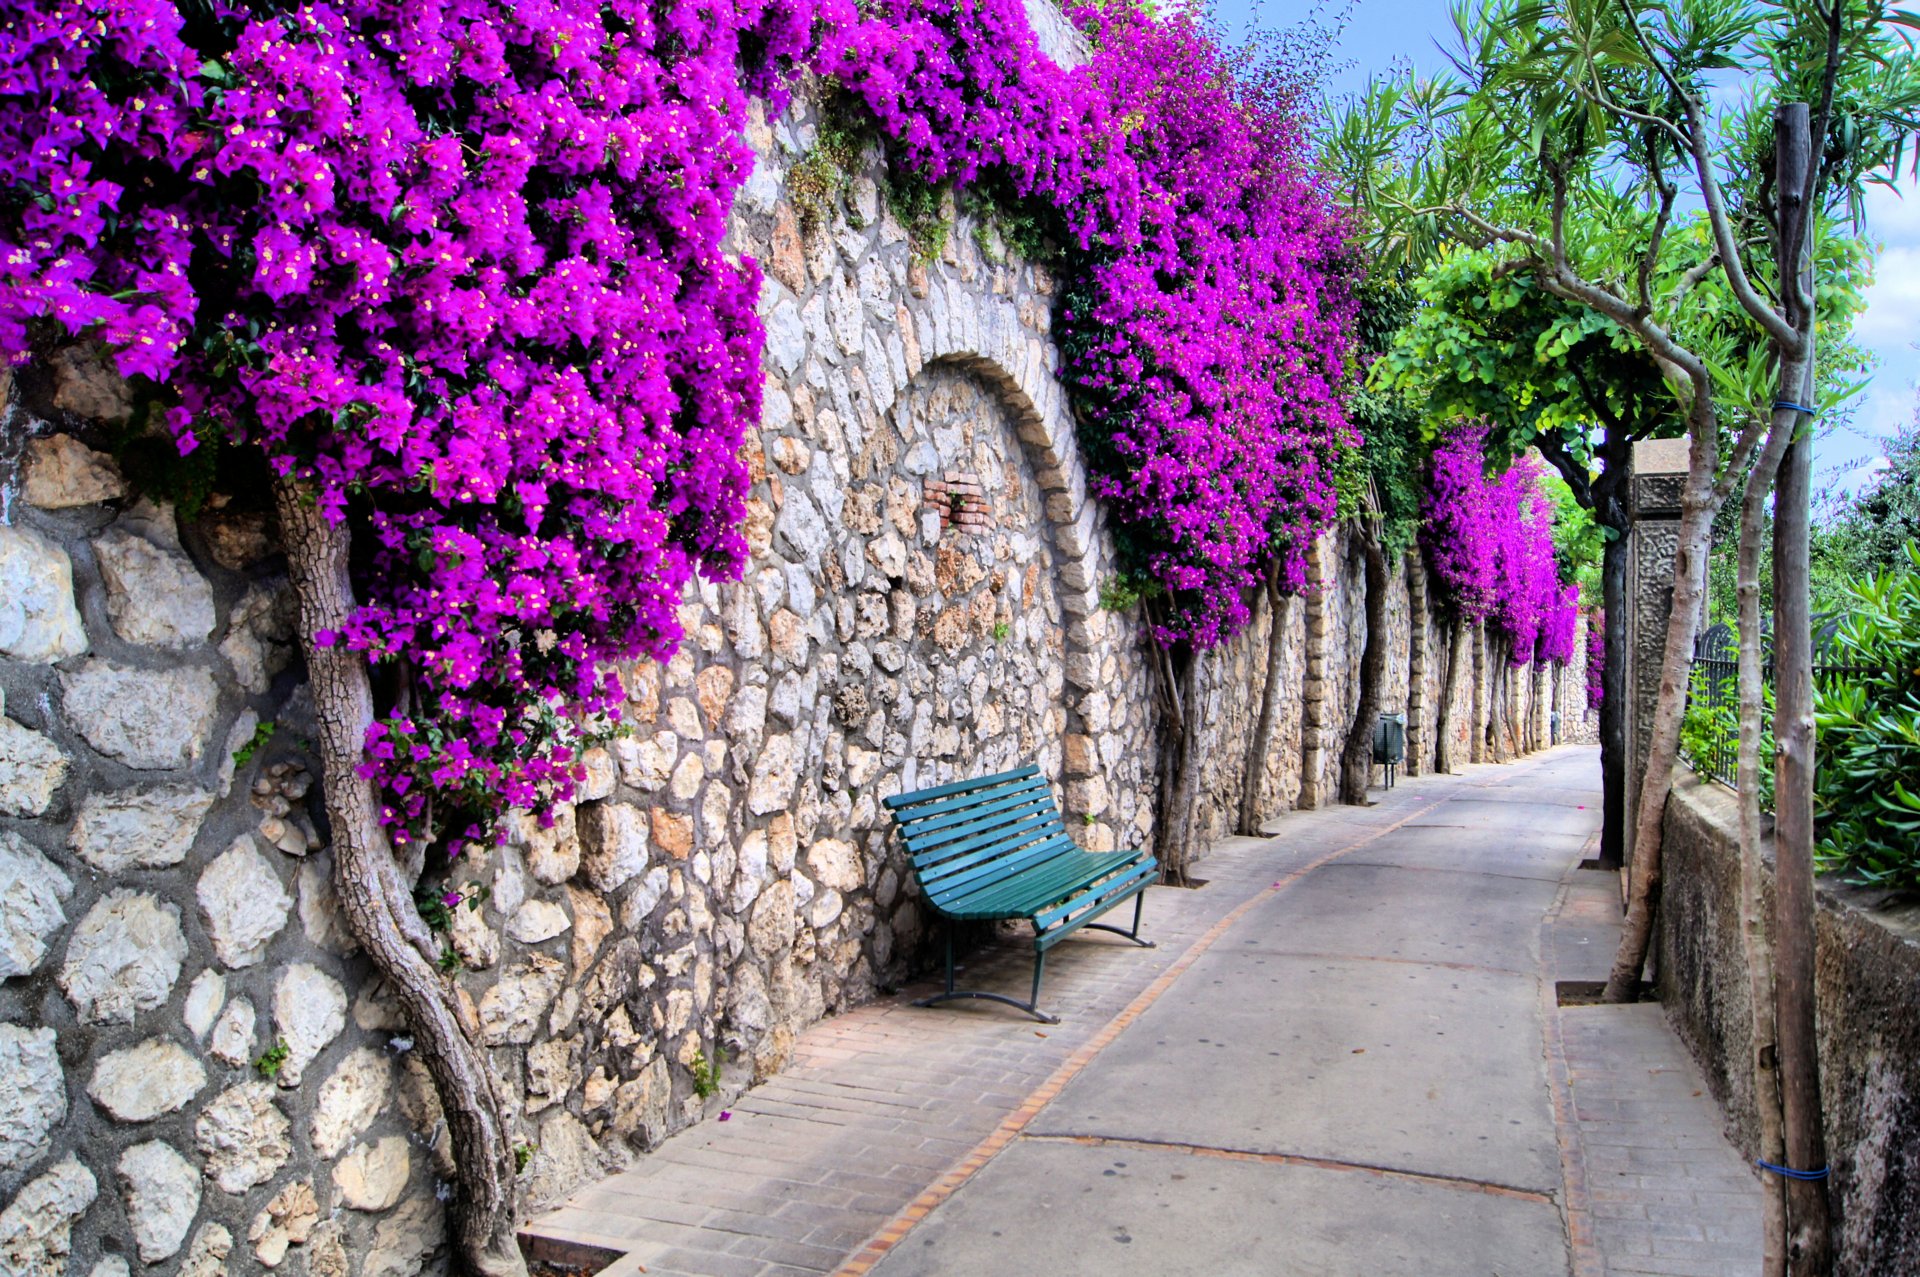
<box><xmin>1772</xmin><ymin>101</ymin><xmax>1832</xmax><ymax>1274</ymax></box>
<box><xmin>1339</xmin><ymin>525</ymin><xmax>1391</xmax><ymax>805</ymax></box>
<box><xmin>1237</xmin><ymin>586</ymin><xmax>1292</xmax><ymax>836</ymax></box>
<box><xmin>1406</xmin><ymin>552</ymin><xmax>1429</xmax><ymax>777</ymax></box>
<box><xmin>1470</xmin><ymin>622</ymin><xmax>1488</xmax><ymax>764</ymax></box>
<box><xmin>1598</xmin><ymin>534</ymin><xmax>1629</xmax><ymax>868</ymax></box>
<box><xmin>1736</xmin><ymin>380</ymin><xmax>1796</xmax><ymax>1277</ymax></box>
<box><xmin>274</xmin><ymin>480</ymin><xmax>529</xmax><ymax>1277</ymax></box>
<box><xmin>1434</xmin><ymin>616</ymin><xmax>1466</xmax><ymax>773</ymax></box>
<box><xmin>1154</xmin><ymin>644</ymin><xmax>1209</xmax><ymax>885</ymax></box>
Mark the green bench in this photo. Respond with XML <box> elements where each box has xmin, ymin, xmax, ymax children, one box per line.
<box><xmin>883</xmin><ymin>763</ymin><xmax>1156</xmax><ymax>1024</ymax></box>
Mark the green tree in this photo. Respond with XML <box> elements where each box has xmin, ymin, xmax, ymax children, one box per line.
<box><xmin>1333</xmin><ymin>3</ymin><xmax>1919</xmax><ymax>1269</ymax></box>
<box><xmin>1372</xmin><ymin>250</ymin><xmax>1676</xmax><ymax>865</ymax></box>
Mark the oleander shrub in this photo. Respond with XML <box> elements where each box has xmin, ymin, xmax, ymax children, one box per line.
<box><xmin>1813</xmin><ymin>540</ymin><xmax>1920</xmax><ymax>890</ymax></box>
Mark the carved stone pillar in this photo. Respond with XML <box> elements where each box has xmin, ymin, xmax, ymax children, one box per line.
<box><xmin>1623</xmin><ymin>438</ymin><xmax>1689</xmax><ymax>860</ymax></box>
<box><xmin>1296</xmin><ymin>531</ymin><xmax>1333</xmax><ymax>809</ymax></box>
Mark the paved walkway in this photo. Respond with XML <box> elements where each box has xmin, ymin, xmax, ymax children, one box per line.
<box><xmin>527</xmin><ymin>746</ymin><xmax>1761</xmax><ymax>1276</ymax></box>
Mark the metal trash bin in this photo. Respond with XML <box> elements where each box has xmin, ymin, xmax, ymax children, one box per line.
<box><xmin>1373</xmin><ymin>712</ymin><xmax>1407</xmax><ymax>789</ymax></box>
<box><xmin>1550</xmin><ymin>710</ymin><xmax>1561</xmax><ymax>746</ymax></box>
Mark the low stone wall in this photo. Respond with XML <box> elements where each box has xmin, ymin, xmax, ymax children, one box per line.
<box><xmin>1657</xmin><ymin>774</ymin><xmax>1920</xmax><ymax>1276</ymax></box>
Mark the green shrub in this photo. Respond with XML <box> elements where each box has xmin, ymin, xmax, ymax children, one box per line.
<box><xmin>1813</xmin><ymin>541</ymin><xmax>1920</xmax><ymax>890</ymax></box>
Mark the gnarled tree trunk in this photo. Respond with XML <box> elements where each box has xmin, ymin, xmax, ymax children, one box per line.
<box><xmin>1771</xmin><ymin>104</ymin><xmax>1832</xmax><ymax>1273</ymax></box>
<box><xmin>1405</xmin><ymin>551</ymin><xmax>1429</xmax><ymax>776</ymax></box>
<box><xmin>1339</xmin><ymin>521</ymin><xmax>1390</xmax><ymax>805</ymax></box>
<box><xmin>1598</xmin><ymin>533</ymin><xmax>1628</xmax><ymax>868</ymax></box>
<box><xmin>1434</xmin><ymin>616</ymin><xmax>1466</xmax><ymax>773</ymax></box>
<box><xmin>1735</xmin><ymin>374</ymin><xmax>1796</xmax><ymax>1277</ymax></box>
<box><xmin>1152</xmin><ymin>637</ymin><xmax>1209</xmax><ymax>885</ymax></box>
<box><xmin>275</xmin><ymin>479</ymin><xmax>529</xmax><ymax>1277</ymax></box>
<box><xmin>1237</xmin><ymin>583</ymin><xmax>1292</xmax><ymax>836</ymax></box>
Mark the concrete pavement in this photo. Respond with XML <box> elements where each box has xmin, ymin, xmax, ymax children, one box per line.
<box><xmin>531</xmin><ymin>747</ymin><xmax>1761</xmax><ymax>1277</ymax></box>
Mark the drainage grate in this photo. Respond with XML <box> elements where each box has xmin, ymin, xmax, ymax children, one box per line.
<box><xmin>1555</xmin><ymin>980</ymin><xmax>1652</xmax><ymax>1006</ymax></box>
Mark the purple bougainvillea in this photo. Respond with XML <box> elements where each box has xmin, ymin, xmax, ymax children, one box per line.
<box><xmin>1420</xmin><ymin>421</ymin><xmax>1579</xmax><ymax>666</ymax></box>
<box><xmin>0</xmin><ymin>0</ymin><xmax>1352</xmax><ymax>849</ymax></box>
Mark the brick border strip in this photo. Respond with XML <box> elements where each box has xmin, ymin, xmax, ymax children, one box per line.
<box><xmin>832</xmin><ymin>798</ymin><xmax>1451</xmax><ymax>1276</ymax></box>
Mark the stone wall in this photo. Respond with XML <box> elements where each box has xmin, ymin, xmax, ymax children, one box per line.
<box><xmin>1657</xmin><ymin>774</ymin><xmax>1920</xmax><ymax>1276</ymax></box>
<box><xmin>0</xmin><ymin>78</ymin><xmax>1590</xmax><ymax>1277</ymax></box>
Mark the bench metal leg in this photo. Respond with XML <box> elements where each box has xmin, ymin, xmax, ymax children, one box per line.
<box><xmin>912</xmin><ymin>927</ymin><xmax>1061</xmax><ymax>1025</ymax></box>
<box><xmin>1080</xmin><ymin>891</ymin><xmax>1155</xmax><ymax>948</ymax></box>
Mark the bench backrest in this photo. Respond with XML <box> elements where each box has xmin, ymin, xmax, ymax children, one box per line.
<box><xmin>881</xmin><ymin>765</ymin><xmax>1078</xmax><ymax>912</ymax></box>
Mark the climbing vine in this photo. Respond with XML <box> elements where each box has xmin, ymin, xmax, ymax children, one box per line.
<box><xmin>1420</xmin><ymin>420</ymin><xmax>1578</xmax><ymax>665</ymax></box>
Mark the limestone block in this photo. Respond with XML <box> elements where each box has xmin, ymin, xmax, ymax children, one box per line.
<box><xmin>59</xmin><ymin>890</ymin><xmax>186</xmax><ymax>1024</ymax></box>
<box><xmin>478</xmin><ymin>954</ymin><xmax>564</xmax><ymax>1045</ymax></box>
<box><xmin>618</xmin><ymin>866</ymin><xmax>669</xmax><ymax>931</ymax></box>
<box><xmin>0</xmin><ymin>1157</ymin><xmax>97</xmax><ymax>1276</ymax></box>
<box><xmin>805</xmin><ymin>838</ymin><xmax>863</xmax><ymax>893</ymax></box>
<box><xmin>69</xmin><ymin>785</ymin><xmax>215</xmax><ymax>871</ymax></box>
<box><xmin>578</xmin><ymin>801</ymin><xmax>649</xmax><ymax>892</ymax></box>
<box><xmin>331</xmin><ymin>1136</ymin><xmax>411</xmax><ymax>1212</ymax></box>
<box><xmin>514</xmin><ymin>804</ymin><xmax>581</xmax><ymax>886</ymax></box>
<box><xmin>60</xmin><ymin>662</ymin><xmax>218</xmax><ymax>770</ymax></box>
<box><xmin>0</xmin><ymin>524</ymin><xmax>87</xmax><ymax>663</ymax></box>
<box><xmin>270</xmin><ymin>963</ymin><xmax>345</xmax><ymax>1087</ymax></box>
<box><xmin>362</xmin><ymin>1196</ymin><xmax>444</xmax><ymax>1277</ymax></box>
<box><xmin>94</xmin><ymin>526</ymin><xmax>216</xmax><ymax>648</ymax></box>
<box><xmin>309</xmin><ymin>1047</ymin><xmax>391</xmax><ymax>1160</ymax></box>
<box><xmin>208</xmin><ymin>997</ymin><xmax>256</xmax><ymax>1067</ymax></box>
<box><xmin>116</xmin><ymin>1141</ymin><xmax>200</xmax><ymax>1262</ymax></box>
<box><xmin>0</xmin><ymin>831</ymin><xmax>72</xmax><ymax>978</ymax></box>
<box><xmin>87</xmin><ymin>1038</ymin><xmax>206</xmax><ymax>1121</ymax></box>
<box><xmin>610</xmin><ymin>1057</ymin><xmax>673</xmax><ymax>1151</ymax></box>
<box><xmin>447</xmin><ymin>898</ymin><xmax>497</xmax><ymax>970</ymax></box>
<box><xmin>650</xmin><ymin>809</ymin><xmax>693</xmax><ymax>860</ymax></box>
<box><xmin>198</xmin><ymin>836</ymin><xmax>291</xmax><ymax>968</ymax></box>
<box><xmin>0</xmin><ymin>1026</ymin><xmax>64</xmax><ymax>1176</ymax></box>
<box><xmin>773</xmin><ymin>490</ymin><xmax>828</xmax><ymax>563</ymax></box>
<box><xmin>218</xmin><ymin>581</ymin><xmax>296</xmax><ymax>693</ymax></box>
<box><xmin>176</xmin><ymin>1222</ymin><xmax>232</xmax><ymax>1277</ymax></box>
<box><xmin>194</xmin><ymin>1082</ymin><xmax>291</xmax><ymax>1194</ymax></box>
<box><xmin>247</xmin><ymin>1179</ymin><xmax>319</xmax><ymax>1268</ymax></box>
<box><xmin>182</xmin><ymin>970</ymin><xmax>225</xmax><ymax>1039</ymax></box>
<box><xmin>507</xmin><ymin>899</ymin><xmax>570</xmax><ymax>944</ymax></box>
<box><xmin>23</xmin><ymin>434</ymin><xmax>125</xmax><ymax>509</ymax></box>
<box><xmin>747</xmin><ymin>733</ymin><xmax>797</xmax><ymax>814</ymax></box>
<box><xmin>0</xmin><ymin>710</ymin><xmax>68</xmax><ymax>818</ymax></box>
<box><xmin>48</xmin><ymin>343</ymin><xmax>132</xmax><ymax>422</ymax></box>
<box><xmin>297</xmin><ymin>857</ymin><xmax>356</xmax><ymax>956</ymax></box>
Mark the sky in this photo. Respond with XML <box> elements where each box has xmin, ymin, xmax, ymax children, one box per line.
<box><xmin>1208</xmin><ymin>0</ymin><xmax>1918</xmax><ymax>497</ymax></box>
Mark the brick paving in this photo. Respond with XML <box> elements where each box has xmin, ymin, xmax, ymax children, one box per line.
<box><xmin>526</xmin><ymin>748</ymin><xmax>1763</xmax><ymax>1277</ymax></box>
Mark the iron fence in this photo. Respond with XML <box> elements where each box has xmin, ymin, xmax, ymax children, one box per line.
<box><xmin>1683</xmin><ymin>621</ymin><xmax>1877</xmax><ymax>793</ymax></box>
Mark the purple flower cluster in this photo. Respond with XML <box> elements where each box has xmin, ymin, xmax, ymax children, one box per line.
<box><xmin>1420</xmin><ymin>421</ymin><xmax>1579</xmax><ymax>666</ymax></box>
<box><xmin>1</xmin><ymin>0</ymin><xmax>1353</xmax><ymax>848</ymax></box>
<box><xmin>2</xmin><ymin>0</ymin><xmax>811</xmax><ymax>848</ymax></box>
<box><xmin>818</xmin><ymin>1</ymin><xmax>1357</xmax><ymax>648</ymax></box>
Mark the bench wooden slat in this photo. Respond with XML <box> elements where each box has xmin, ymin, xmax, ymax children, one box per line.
<box><xmin>908</xmin><ymin>807</ymin><xmax>1064</xmax><ymax>868</ymax></box>
<box><xmin>888</xmin><ymin>773</ymin><xmax>1050</xmax><ymax>827</ymax></box>
<box><xmin>896</xmin><ymin>785</ymin><xmax>1058</xmax><ymax>842</ymax></box>
<box><xmin>882</xmin><ymin>764</ymin><xmax>1040</xmax><ymax>811</ymax></box>
<box><xmin>917</xmin><ymin>829</ymin><xmax>1075</xmax><ymax>899</ymax></box>
<box><xmin>950</xmin><ymin>849</ymin><xmax>1139</xmax><ymax>919</ymax></box>
<box><xmin>1033</xmin><ymin>857</ymin><xmax>1158</xmax><ymax>932</ymax></box>
<box><xmin>900</xmin><ymin>793</ymin><xmax>1058</xmax><ymax>855</ymax></box>
<box><xmin>924</xmin><ymin>835</ymin><xmax>1085</xmax><ymax>908</ymax></box>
